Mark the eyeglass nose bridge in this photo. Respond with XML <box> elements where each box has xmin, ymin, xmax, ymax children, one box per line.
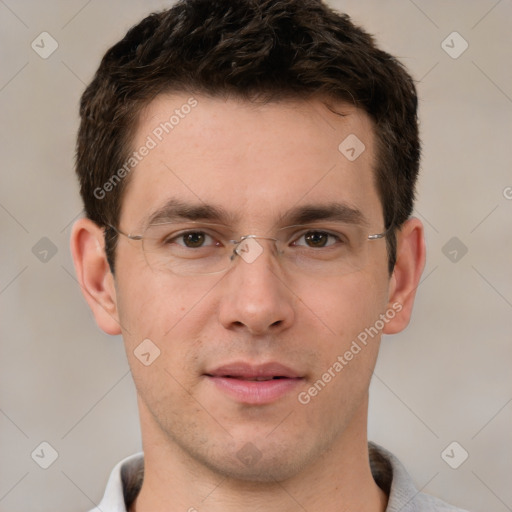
<box><xmin>229</xmin><ymin>234</ymin><xmax>279</xmax><ymax>262</ymax></box>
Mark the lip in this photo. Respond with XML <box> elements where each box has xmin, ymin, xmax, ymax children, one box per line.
<box><xmin>204</xmin><ymin>361</ymin><xmax>304</xmax><ymax>405</ymax></box>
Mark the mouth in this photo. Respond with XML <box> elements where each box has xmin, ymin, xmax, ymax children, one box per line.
<box><xmin>204</xmin><ymin>362</ymin><xmax>304</xmax><ymax>405</ymax></box>
<box><xmin>211</xmin><ymin>376</ymin><xmax>290</xmax><ymax>381</ymax></box>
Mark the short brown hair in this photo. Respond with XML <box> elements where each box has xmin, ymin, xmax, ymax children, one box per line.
<box><xmin>76</xmin><ymin>0</ymin><xmax>420</xmax><ymax>273</ymax></box>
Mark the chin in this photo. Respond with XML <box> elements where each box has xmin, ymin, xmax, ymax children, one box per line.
<box><xmin>185</xmin><ymin>433</ymin><xmax>323</xmax><ymax>484</ymax></box>
<box><xmin>206</xmin><ymin>452</ymin><xmax>307</xmax><ymax>483</ymax></box>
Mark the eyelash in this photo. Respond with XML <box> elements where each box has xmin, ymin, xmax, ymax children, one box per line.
<box><xmin>293</xmin><ymin>231</ymin><xmax>343</xmax><ymax>247</ymax></box>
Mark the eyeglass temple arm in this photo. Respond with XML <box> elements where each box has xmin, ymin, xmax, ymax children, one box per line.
<box><xmin>106</xmin><ymin>224</ymin><xmax>143</xmax><ymax>241</ymax></box>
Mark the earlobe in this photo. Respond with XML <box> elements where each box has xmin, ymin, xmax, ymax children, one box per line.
<box><xmin>70</xmin><ymin>218</ymin><xmax>122</xmax><ymax>335</ymax></box>
<box><xmin>383</xmin><ymin>217</ymin><xmax>426</xmax><ymax>335</ymax></box>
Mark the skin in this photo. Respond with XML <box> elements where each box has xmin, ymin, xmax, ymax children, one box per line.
<box><xmin>71</xmin><ymin>93</ymin><xmax>425</xmax><ymax>512</ymax></box>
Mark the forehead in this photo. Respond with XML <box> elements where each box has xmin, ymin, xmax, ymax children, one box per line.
<box><xmin>120</xmin><ymin>93</ymin><xmax>382</xmax><ymax>229</ymax></box>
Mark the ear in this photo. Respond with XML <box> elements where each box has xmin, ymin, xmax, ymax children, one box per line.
<box><xmin>70</xmin><ymin>218</ymin><xmax>122</xmax><ymax>335</ymax></box>
<box><xmin>383</xmin><ymin>217</ymin><xmax>426</xmax><ymax>335</ymax></box>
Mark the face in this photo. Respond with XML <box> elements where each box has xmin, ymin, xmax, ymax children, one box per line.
<box><xmin>113</xmin><ymin>93</ymin><xmax>393</xmax><ymax>481</ymax></box>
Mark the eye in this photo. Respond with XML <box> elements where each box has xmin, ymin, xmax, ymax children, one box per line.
<box><xmin>169</xmin><ymin>231</ymin><xmax>218</xmax><ymax>248</ymax></box>
<box><xmin>293</xmin><ymin>231</ymin><xmax>340</xmax><ymax>248</ymax></box>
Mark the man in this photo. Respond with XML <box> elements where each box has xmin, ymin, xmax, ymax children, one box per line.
<box><xmin>70</xmin><ymin>1</ymin><xmax>468</xmax><ymax>510</ymax></box>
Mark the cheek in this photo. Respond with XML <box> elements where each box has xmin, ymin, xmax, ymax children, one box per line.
<box><xmin>115</xmin><ymin>264</ymin><xmax>213</xmax><ymax>337</ymax></box>
<box><xmin>115</xmin><ymin>275</ymin><xmax>207</xmax><ymax>411</ymax></box>
<box><xmin>296</xmin><ymin>270</ymin><xmax>389</xmax><ymax>342</ymax></box>
<box><xmin>294</xmin><ymin>274</ymin><xmax>388</xmax><ymax>425</ymax></box>
<box><xmin>114</xmin><ymin>267</ymin><xmax>221</xmax><ymax>379</ymax></box>
<box><xmin>295</xmin><ymin>271</ymin><xmax>389</xmax><ymax>391</ymax></box>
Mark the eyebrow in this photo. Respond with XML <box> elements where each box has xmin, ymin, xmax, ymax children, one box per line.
<box><xmin>145</xmin><ymin>199</ymin><xmax>233</xmax><ymax>226</ymax></box>
<box><xmin>277</xmin><ymin>203</ymin><xmax>369</xmax><ymax>228</ymax></box>
<box><xmin>144</xmin><ymin>199</ymin><xmax>368</xmax><ymax>229</ymax></box>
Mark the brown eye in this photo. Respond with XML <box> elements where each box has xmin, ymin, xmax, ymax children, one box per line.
<box><xmin>304</xmin><ymin>231</ymin><xmax>330</xmax><ymax>248</ymax></box>
<box><xmin>294</xmin><ymin>231</ymin><xmax>341</xmax><ymax>248</ymax></box>
<box><xmin>181</xmin><ymin>232</ymin><xmax>207</xmax><ymax>248</ymax></box>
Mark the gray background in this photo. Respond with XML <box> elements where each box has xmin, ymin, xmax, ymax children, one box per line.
<box><xmin>0</xmin><ymin>1</ymin><xmax>511</xmax><ymax>511</ymax></box>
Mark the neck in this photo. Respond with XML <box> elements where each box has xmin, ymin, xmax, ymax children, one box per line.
<box><xmin>131</xmin><ymin>398</ymin><xmax>387</xmax><ymax>512</ymax></box>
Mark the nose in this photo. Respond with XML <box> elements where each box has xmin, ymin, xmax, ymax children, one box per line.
<box><xmin>217</xmin><ymin>238</ymin><xmax>295</xmax><ymax>336</ymax></box>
